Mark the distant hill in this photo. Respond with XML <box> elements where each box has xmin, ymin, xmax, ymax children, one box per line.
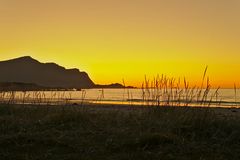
<box><xmin>0</xmin><ymin>56</ymin><xmax>95</xmax><ymax>89</ymax></box>
<box><xmin>0</xmin><ymin>82</ymin><xmax>47</xmax><ymax>91</ymax></box>
<box><xmin>0</xmin><ymin>56</ymin><xmax>135</xmax><ymax>90</ymax></box>
<box><xmin>95</xmin><ymin>83</ymin><xmax>135</xmax><ymax>89</ymax></box>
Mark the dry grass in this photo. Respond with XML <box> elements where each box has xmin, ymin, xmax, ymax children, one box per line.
<box><xmin>0</xmin><ymin>67</ymin><xmax>239</xmax><ymax>159</ymax></box>
<box><xmin>0</xmin><ymin>104</ymin><xmax>240</xmax><ymax>160</ymax></box>
<box><xmin>0</xmin><ymin>67</ymin><xmax>239</xmax><ymax>108</ymax></box>
<box><xmin>140</xmin><ymin>66</ymin><xmax>229</xmax><ymax>107</ymax></box>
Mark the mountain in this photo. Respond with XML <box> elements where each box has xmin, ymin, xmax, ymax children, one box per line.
<box><xmin>0</xmin><ymin>82</ymin><xmax>47</xmax><ymax>91</ymax></box>
<box><xmin>95</xmin><ymin>83</ymin><xmax>135</xmax><ymax>88</ymax></box>
<box><xmin>0</xmin><ymin>56</ymin><xmax>95</xmax><ymax>89</ymax></box>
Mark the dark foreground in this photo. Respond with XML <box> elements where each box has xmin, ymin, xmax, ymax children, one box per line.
<box><xmin>0</xmin><ymin>104</ymin><xmax>240</xmax><ymax>160</ymax></box>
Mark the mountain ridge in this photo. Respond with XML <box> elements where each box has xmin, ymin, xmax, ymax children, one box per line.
<box><xmin>0</xmin><ymin>56</ymin><xmax>132</xmax><ymax>90</ymax></box>
<box><xmin>0</xmin><ymin>56</ymin><xmax>95</xmax><ymax>89</ymax></box>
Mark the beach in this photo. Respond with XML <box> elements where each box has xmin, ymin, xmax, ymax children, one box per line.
<box><xmin>0</xmin><ymin>103</ymin><xmax>240</xmax><ymax>160</ymax></box>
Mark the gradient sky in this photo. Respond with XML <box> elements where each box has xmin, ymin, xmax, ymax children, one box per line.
<box><xmin>0</xmin><ymin>0</ymin><xmax>240</xmax><ymax>87</ymax></box>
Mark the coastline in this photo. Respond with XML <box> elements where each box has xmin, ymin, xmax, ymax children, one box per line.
<box><xmin>1</xmin><ymin>102</ymin><xmax>240</xmax><ymax>117</ymax></box>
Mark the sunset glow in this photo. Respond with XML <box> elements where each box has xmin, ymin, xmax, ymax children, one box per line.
<box><xmin>1</xmin><ymin>0</ymin><xmax>240</xmax><ymax>87</ymax></box>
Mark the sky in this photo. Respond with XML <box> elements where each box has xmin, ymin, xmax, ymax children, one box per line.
<box><xmin>0</xmin><ymin>0</ymin><xmax>240</xmax><ymax>88</ymax></box>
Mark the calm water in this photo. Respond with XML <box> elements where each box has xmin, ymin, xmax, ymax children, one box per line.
<box><xmin>1</xmin><ymin>88</ymin><xmax>240</xmax><ymax>108</ymax></box>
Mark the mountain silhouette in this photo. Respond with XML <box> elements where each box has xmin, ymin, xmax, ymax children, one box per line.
<box><xmin>0</xmin><ymin>56</ymin><xmax>95</xmax><ymax>89</ymax></box>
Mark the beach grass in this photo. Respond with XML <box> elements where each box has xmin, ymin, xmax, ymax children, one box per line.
<box><xmin>0</xmin><ymin>67</ymin><xmax>239</xmax><ymax>159</ymax></box>
<box><xmin>0</xmin><ymin>104</ymin><xmax>240</xmax><ymax>160</ymax></box>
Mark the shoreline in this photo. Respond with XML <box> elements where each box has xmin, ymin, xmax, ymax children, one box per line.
<box><xmin>1</xmin><ymin>102</ymin><xmax>240</xmax><ymax>117</ymax></box>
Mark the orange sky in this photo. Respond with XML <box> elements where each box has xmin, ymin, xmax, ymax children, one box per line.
<box><xmin>0</xmin><ymin>0</ymin><xmax>240</xmax><ymax>88</ymax></box>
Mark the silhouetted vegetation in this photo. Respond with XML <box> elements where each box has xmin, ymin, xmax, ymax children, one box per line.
<box><xmin>0</xmin><ymin>61</ymin><xmax>239</xmax><ymax>160</ymax></box>
<box><xmin>0</xmin><ymin>104</ymin><xmax>239</xmax><ymax>160</ymax></box>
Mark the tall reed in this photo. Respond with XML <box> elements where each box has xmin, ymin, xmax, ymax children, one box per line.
<box><xmin>140</xmin><ymin>66</ymin><xmax>222</xmax><ymax>107</ymax></box>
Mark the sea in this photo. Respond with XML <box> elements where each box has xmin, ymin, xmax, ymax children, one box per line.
<box><xmin>1</xmin><ymin>88</ymin><xmax>240</xmax><ymax>108</ymax></box>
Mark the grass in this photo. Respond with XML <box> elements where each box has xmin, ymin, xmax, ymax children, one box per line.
<box><xmin>0</xmin><ymin>67</ymin><xmax>239</xmax><ymax>108</ymax></box>
<box><xmin>0</xmin><ymin>67</ymin><xmax>239</xmax><ymax>159</ymax></box>
<box><xmin>0</xmin><ymin>104</ymin><xmax>240</xmax><ymax>160</ymax></box>
<box><xmin>139</xmin><ymin>66</ymin><xmax>239</xmax><ymax>108</ymax></box>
